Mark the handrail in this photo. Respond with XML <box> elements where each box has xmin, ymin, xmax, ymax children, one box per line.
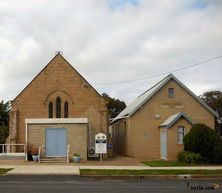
<box><xmin>38</xmin><ymin>145</ymin><xmax>44</xmax><ymax>163</ymax></box>
<box><xmin>0</xmin><ymin>144</ymin><xmax>26</xmax><ymax>145</ymax></box>
<box><xmin>67</xmin><ymin>145</ymin><xmax>71</xmax><ymax>163</ymax></box>
<box><xmin>0</xmin><ymin>144</ymin><xmax>27</xmax><ymax>154</ymax></box>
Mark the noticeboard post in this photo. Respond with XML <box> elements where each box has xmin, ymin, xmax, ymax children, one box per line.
<box><xmin>95</xmin><ymin>133</ymin><xmax>107</xmax><ymax>162</ymax></box>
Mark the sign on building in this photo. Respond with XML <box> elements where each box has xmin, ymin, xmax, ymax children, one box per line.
<box><xmin>95</xmin><ymin>133</ymin><xmax>107</xmax><ymax>154</ymax></box>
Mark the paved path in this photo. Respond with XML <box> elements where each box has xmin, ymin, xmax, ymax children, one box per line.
<box><xmin>6</xmin><ymin>166</ymin><xmax>79</xmax><ymax>175</ymax></box>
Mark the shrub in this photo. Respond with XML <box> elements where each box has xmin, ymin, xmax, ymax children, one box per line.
<box><xmin>178</xmin><ymin>151</ymin><xmax>208</xmax><ymax>164</ymax></box>
<box><xmin>183</xmin><ymin>124</ymin><xmax>222</xmax><ymax>163</ymax></box>
<box><xmin>213</xmin><ymin>141</ymin><xmax>222</xmax><ymax>164</ymax></box>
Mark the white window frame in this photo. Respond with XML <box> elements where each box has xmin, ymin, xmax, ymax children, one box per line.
<box><xmin>177</xmin><ymin>126</ymin><xmax>185</xmax><ymax>144</ymax></box>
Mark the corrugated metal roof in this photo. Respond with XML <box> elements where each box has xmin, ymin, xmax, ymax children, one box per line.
<box><xmin>111</xmin><ymin>74</ymin><xmax>218</xmax><ymax>124</ymax></box>
<box><xmin>111</xmin><ymin>74</ymin><xmax>172</xmax><ymax>123</ymax></box>
<box><xmin>160</xmin><ymin>112</ymin><xmax>195</xmax><ymax>128</ymax></box>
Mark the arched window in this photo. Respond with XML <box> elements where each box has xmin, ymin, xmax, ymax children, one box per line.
<box><xmin>64</xmin><ymin>101</ymin><xmax>68</xmax><ymax>118</ymax></box>
<box><xmin>48</xmin><ymin>102</ymin><xmax>53</xmax><ymax>118</ymax></box>
<box><xmin>56</xmin><ymin>97</ymin><xmax>61</xmax><ymax>118</ymax></box>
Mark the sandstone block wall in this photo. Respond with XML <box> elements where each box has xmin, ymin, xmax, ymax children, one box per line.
<box><xmin>9</xmin><ymin>54</ymin><xmax>108</xmax><ymax>156</ymax></box>
<box><xmin>27</xmin><ymin>123</ymin><xmax>88</xmax><ymax>160</ymax></box>
<box><xmin>112</xmin><ymin>79</ymin><xmax>215</xmax><ymax>161</ymax></box>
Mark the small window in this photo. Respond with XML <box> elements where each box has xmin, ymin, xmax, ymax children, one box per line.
<box><xmin>48</xmin><ymin>102</ymin><xmax>53</xmax><ymax>118</ymax></box>
<box><xmin>168</xmin><ymin>88</ymin><xmax>174</xmax><ymax>97</ymax></box>
<box><xmin>56</xmin><ymin>97</ymin><xmax>61</xmax><ymax>118</ymax></box>
<box><xmin>64</xmin><ymin>101</ymin><xmax>68</xmax><ymax>118</ymax></box>
<box><xmin>178</xmin><ymin>126</ymin><xmax>185</xmax><ymax>144</ymax></box>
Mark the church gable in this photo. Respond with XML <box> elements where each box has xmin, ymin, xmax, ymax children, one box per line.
<box><xmin>112</xmin><ymin>74</ymin><xmax>217</xmax><ymax>124</ymax></box>
<box><xmin>12</xmin><ymin>53</ymin><xmax>106</xmax><ymax>118</ymax></box>
<box><xmin>152</xmin><ymin>78</ymin><xmax>213</xmax><ymax>117</ymax></box>
<box><xmin>13</xmin><ymin>53</ymin><xmax>104</xmax><ymax>103</ymax></box>
<box><xmin>131</xmin><ymin>77</ymin><xmax>215</xmax><ymax>129</ymax></box>
<box><xmin>8</xmin><ymin>53</ymin><xmax>108</xmax><ymax>158</ymax></box>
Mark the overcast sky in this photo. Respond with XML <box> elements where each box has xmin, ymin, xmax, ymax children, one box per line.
<box><xmin>0</xmin><ymin>0</ymin><xmax>222</xmax><ymax>104</ymax></box>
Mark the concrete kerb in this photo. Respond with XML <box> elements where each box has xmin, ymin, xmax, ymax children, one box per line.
<box><xmin>80</xmin><ymin>166</ymin><xmax>151</xmax><ymax>170</ymax></box>
<box><xmin>79</xmin><ymin>166</ymin><xmax>222</xmax><ymax>180</ymax></box>
<box><xmin>80</xmin><ymin>166</ymin><xmax>222</xmax><ymax>170</ymax></box>
<box><xmin>80</xmin><ymin>174</ymin><xmax>222</xmax><ymax>180</ymax></box>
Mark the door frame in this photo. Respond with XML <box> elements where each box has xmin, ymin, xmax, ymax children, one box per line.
<box><xmin>45</xmin><ymin>128</ymin><xmax>67</xmax><ymax>157</ymax></box>
<box><xmin>160</xmin><ymin>128</ymin><xmax>167</xmax><ymax>160</ymax></box>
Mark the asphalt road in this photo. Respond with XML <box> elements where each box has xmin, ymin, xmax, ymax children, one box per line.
<box><xmin>0</xmin><ymin>176</ymin><xmax>221</xmax><ymax>193</ymax></box>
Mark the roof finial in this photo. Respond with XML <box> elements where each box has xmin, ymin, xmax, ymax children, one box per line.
<box><xmin>55</xmin><ymin>51</ymin><xmax>63</xmax><ymax>56</ymax></box>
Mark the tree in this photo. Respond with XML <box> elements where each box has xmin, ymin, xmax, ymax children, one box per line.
<box><xmin>183</xmin><ymin>124</ymin><xmax>222</xmax><ymax>163</ymax></box>
<box><xmin>0</xmin><ymin>100</ymin><xmax>11</xmax><ymax>144</ymax></box>
<box><xmin>200</xmin><ymin>90</ymin><xmax>222</xmax><ymax>118</ymax></box>
<box><xmin>102</xmin><ymin>93</ymin><xmax>126</xmax><ymax>118</ymax></box>
<box><xmin>200</xmin><ymin>90</ymin><xmax>222</xmax><ymax>134</ymax></box>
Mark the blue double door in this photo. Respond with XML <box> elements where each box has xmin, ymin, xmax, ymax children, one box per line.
<box><xmin>45</xmin><ymin>128</ymin><xmax>67</xmax><ymax>157</ymax></box>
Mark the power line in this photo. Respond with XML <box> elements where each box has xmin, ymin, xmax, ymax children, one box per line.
<box><xmin>93</xmin><ymin>55</ymin><xmax>222</xmax><ymax>85</ymax></box>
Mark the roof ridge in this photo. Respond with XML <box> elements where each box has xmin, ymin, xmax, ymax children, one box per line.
<box><xmin>137</xmin><ymin>74</ymin><xmax>173</xmax><ymax>98</ymax></box>
<box><xmin>12</xmin><ymin>53</ymin><xmax>104</xmax><ymax>103</ymax></box>
<box><xmin>13</xmin><ymin>53</ymin><xmax>61</xmax><ymax>102</ymax></box>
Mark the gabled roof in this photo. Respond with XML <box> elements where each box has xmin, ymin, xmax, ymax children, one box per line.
<box><xmin>159</xmin><ymin>112</ymin><xmax>195</xmax><ymax>128</ymax></box>
<box><xmin>111</xmin><ymin>74</ymin><xmax>218</xmax><ymax>123</ymax></box>
<box><xmin>13</xmin><ymin>53</ymin><xmax>104</xmax><ymax>102</ymax></box>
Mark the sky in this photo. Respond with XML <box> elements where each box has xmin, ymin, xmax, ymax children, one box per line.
<box><xmin>0</xmin><ymin>0</ymin><xmax>222</xmax><ymax>104</ymax></box>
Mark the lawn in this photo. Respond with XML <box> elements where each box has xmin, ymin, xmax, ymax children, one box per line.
<box><xmin>142</xmin><ymin>160</ymin><xmax>194</xmax><ymax>167</ymax></box>
<box><xmin>80</xmin><ymin>169</ymin><xmax>222</xmax><ymax>176</ymax></box>
<box><xmin>0</xmin><ymin>168</ymin><xmax>12</xmax><ymax>175</ymax></box>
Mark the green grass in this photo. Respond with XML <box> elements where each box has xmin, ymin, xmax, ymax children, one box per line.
<box><xmin>142</xmin><ymin>160</ymin><xmax>194</xmax><ymax>167</ymax></box>
<box><xmin>80</xmin><ymin>169</ymin><xmax>222</xmax><ymax>176</ymax></box>
<box><xmin>0</xmin><ymin>168</ymin><xmax>12</xmax><ymax>175</ymax></box>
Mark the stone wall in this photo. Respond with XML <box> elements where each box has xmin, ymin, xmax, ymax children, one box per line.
<box><xmin>112</xmin><ymin>79</ymin><xmax>215</xmax><ymax>161</ymax></box>
<box><xmin>27</xmin><ymin>123</ymin><xmax>88</xmax><ymax>160</ymax></box>
<box><xmin>9</xmin><ymin>54</ymin><xmax>108</xmax><ymax>152</ymax></box>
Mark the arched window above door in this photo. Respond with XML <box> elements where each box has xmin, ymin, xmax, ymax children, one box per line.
<box><xmin>48</xmin><ymin>102</ymin><xmax>53</xmax><ymax>118</ymax></box>
<box><xmin>56</xmin><ymin>97</ymin><xmax>61</xmax><ymax>118</ymax></box>
<box><xmin>64</xmin><ymin>101</ymin><xmax>68</xmax><ymax>118</ymax></box>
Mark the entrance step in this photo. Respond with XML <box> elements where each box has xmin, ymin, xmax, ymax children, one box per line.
<box><xmin>40</xmin><ymin>157</ymin><xmax>67</xmax><ymax>163</ymax></box>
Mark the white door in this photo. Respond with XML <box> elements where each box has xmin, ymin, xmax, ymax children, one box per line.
<box><xmin>160</xmin><ymin>130</ymin><xmax>167</xmax><ymax>159</ymax></box>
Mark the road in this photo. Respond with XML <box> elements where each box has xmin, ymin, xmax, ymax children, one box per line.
<box><xmin>0</xmin><ymin>175</ymin><xmax>221</xmax><ymax>193</ymax></box>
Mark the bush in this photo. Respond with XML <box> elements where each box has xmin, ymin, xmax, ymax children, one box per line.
<box><xmin>178</xmin><ymin>151</ymin><xmax>208</xmax><ymax>164</ymax></box>
<box><xmin>213</xmin><ymin>141</ymin><xmax>222</xmax><ymax>164</ymax></box>
<box><xmin>183</xmin><ymin>124</ymin><xmax>222</xmax><ymax>163</ymax></box>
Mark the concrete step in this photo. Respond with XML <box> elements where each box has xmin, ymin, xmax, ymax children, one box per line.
<box><xmin>40</xmin><ymin>157</ymin><xmax>68</xmax><ymax>163</ymax></box>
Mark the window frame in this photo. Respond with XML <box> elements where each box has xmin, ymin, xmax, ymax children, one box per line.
<box><xmin>64</xmin><ymin>101</ymin><xmax>69</xmax><ymax>118</ymax></box>
<box><xmin>56</xmin><ymin>97</ymin><xmax>61</xmax><ymax>118</ymax></box>
<box><xmin>177</xmin><ymin>126</ymin><xmax>185</xmax><ymax>144</ymax></box>
<box><xmin>48</xmin><ymin>102</ymin><xmax>53</xmax><ymax>118</ymax></box>
<box><xmin>168</xmin><ymin>88</ymin><xmax>174</xmax><ymax>98</ymax></box>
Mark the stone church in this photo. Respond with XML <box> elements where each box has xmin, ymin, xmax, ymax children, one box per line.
<box><xmin>8</xmin><ymin>53</ymin><xmax>108</xmax><ymax>160</ymax></box>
